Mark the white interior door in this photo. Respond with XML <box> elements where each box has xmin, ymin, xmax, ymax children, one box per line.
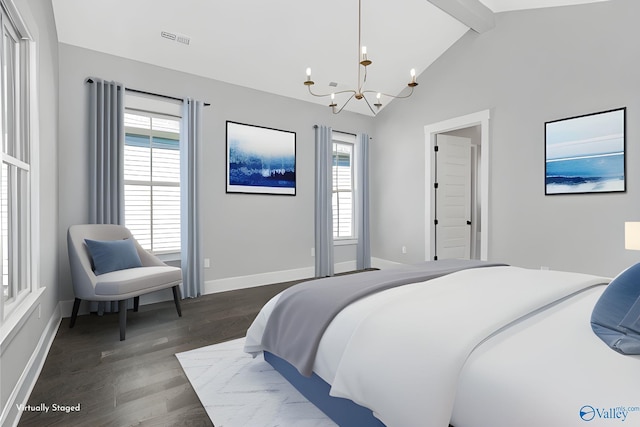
<box><xmin>435</xmin><ymin>134</ymin><xmax>472</xmax><ymax>260</ymax></box>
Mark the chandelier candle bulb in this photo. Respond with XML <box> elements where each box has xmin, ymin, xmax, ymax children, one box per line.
<box><xmin>360</xmin><ymin>45</ymin><xmax>371</xmax><ymax>66</ymax></box>
<box><xmin>409</xmin><ymin>68</ymin><xmax>418</xmax><ymax>87</ymax></box>
<box><xmin>374</xmin><ymin>92</ymin><xmax>382</xmax><ymax>109</ymax></box>
<box><xmin>304</xmin><ymin>68</ymin><xmax>314</xmax><ymax>85</ymax></box>
<box><xmin>329</xmin><ymin>93</ymin><xmax>337</xmax><ymax>108</ymax></box>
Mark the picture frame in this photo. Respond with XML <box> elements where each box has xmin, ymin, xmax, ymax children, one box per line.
<box><xmin>545</xmin><ymin>107</ymin><xmax>626</xmax><ymax>195</ymax></box>
<box><xmin>226</xmin><ymin>121</ymin><xmax>296</xmax><ymax>195</ymax></box>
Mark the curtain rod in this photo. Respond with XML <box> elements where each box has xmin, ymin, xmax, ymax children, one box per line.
<box><xmin>86</xmin><ymin>78</ymin><xmax>210</xmax><ymax>106</ymax></box>
<box><xmin>314</xmin><ymin>125</ymin><xmax>373</xmax><ymax>139</ymax></box>
<box><xmin>313</xmin><ymin>125</ymin><xmax>356</xmax><ymax>137</ymax></box>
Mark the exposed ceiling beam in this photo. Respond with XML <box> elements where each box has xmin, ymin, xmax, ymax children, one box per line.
<box><xmin>428</xmin><ymin>0</ymin><xmax>495</xmax><ymax>33</ymax></box>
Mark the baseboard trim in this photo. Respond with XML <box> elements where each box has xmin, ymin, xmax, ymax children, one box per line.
<box><xmin>203</xmin><ymin>258</ymin><xmax>396</xmax><ymax>295</ymax></box>
<box><xmin>371</xmin><ymin>257</ymin><xmax>404</xmax><ymax>269</ymax></box>
<box><xmin>204</xmin><ymin>265</ymin><xmax>316</xmax><ymax>294</ymax></box>
<box><xmin>59</xmin><ymin>257</ymin><xmax>402</xmax><ymax>316</ymax></box>
<box><xmin>1</xmin><ymin>303</ymin><xmax>61</xmax><ymax>427</ymax></box>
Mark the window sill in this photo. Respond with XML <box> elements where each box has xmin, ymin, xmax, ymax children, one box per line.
<box><xmin>334</xmin><ymin>239</ymin><xmax>357</xmax><ymax>246</ymax></box>
<box><xmin>156</xmin><ymin>252</ymin><xmax>181</xmax><ymax>263</ymax></box>
<box><xmin>0</xmin><ymin>287</ymin><xmax>46</xmax><ymax>355</ymax></box>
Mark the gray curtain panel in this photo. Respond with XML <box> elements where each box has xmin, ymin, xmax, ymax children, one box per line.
<box><xmin>88</xmin><ymin>78</ymin><xmax>125</xmax><ymax>225</ymax></box>
<box><xmin>315</xmin><ymin>125</ymin><xmax>334</xmax><ymax>277</ymax></box>
<box><xmin>87</xmin><ymin>78</ymin><xmax>125</xmax><ymax>313</ymax></box>
<box><xmin>180</xmin><ymin>99</ymin><xmax>204</xmax><ymax>298</ymax></box>
<box><xmin>356</xmin><ymin>133</ymin><xmax>371</xmax><ymax>270</ymax></box>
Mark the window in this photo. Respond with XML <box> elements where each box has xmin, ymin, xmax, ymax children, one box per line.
<box><xmin>332</xmin><ymin>133</ymin><xmax>356</xmax><ymax>241</ymax></box>
<box><xmin>1</xmin><ymin>1</ymin><xmax>35</xmax><ymax>323</ymax></box>
<box><xmin>124</xmin><ymin>111</ymin><xmax>181</xmax><ymax>254</ymax></box>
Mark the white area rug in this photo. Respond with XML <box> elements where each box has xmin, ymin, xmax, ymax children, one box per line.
<box><xmin>176</xmin><ymin>338</ymin><xmax>336</xmax><ymax>427</ymax></box>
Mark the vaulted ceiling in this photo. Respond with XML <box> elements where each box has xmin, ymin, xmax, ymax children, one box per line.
<box><xmin>51</xmin><ymin>0</ymin><xmax>609</xmax><ymax>116</ymax></box>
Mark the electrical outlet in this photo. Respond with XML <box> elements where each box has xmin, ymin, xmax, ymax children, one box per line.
<box><xmin>204</xmin><ymin>258</ymin><xmax>211</xmax><ymax>268</ymax></box>
<box><xmin>402</xmin><ymin>246</ymin><xmax>407</xmax><ymax>254</ymax></box>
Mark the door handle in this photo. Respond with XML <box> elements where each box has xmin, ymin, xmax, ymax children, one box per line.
<box><xmin>466</xmin><ymin>220</ymin><xmax>472</xmax><ymax>225</ymax></box>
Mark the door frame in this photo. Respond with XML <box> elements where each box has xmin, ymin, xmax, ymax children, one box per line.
<box><xmin>424</xmin><ymin>109</ymin><xmax>491</xmax><ymax>261</ymax></box>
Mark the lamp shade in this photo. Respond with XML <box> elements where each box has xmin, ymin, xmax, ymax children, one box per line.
<box><xmin>625</xmin><ymin>222</ymin><xmax>640</xmax><ymax>250</ymax></box>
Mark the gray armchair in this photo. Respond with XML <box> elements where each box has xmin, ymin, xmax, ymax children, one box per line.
<box><xmin>67</xmin><ymin>224</ymin><xmax>183</xmax><ymax>340</ymax></box>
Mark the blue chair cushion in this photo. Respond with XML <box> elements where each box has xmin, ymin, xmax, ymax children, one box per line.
<box><xmin>591</xmin><ymin>263</ymin><xmax>640</xmax><ymax>354</ymax></box>
<box><xmin>84</xmin><ymin>238</ymin><xmax>143</xmax><ymax>275</ymax></box>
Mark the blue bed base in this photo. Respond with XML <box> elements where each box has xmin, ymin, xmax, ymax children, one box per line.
<box><xmin>264</xmin><ymin>351</ymin><xmax>386</xmax><ymax>427</ymax></box>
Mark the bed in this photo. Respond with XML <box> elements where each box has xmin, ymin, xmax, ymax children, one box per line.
<box><xmin>244</xmin><ymin>260</ymin><xmax>640</xmax><ymax>426</ymax></box>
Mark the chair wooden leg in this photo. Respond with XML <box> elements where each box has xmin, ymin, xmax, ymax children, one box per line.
<box><xmin>69</xmin><ymin>298</ymin><xmax>81</xmax><ymax>328</ymax></box>
<box><xmin>172</xmin><ymin>286</ymin><xmax>182</xmax><ymax>317</ymax></box>
<box><xmin>118</xmin><ymin>300</ymin><xmax>127</xmax><ymax>341</ymax></box>
<box><xmin>133</xmin><ymin>296</ymin><xmax>140</xmax><ymax>312</ymax></box>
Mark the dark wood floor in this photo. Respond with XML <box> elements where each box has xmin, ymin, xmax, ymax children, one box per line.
<box><xmin>19</xmin><ymin>280</ymin><xmax>300</xmax><ymax>427</ymax></box>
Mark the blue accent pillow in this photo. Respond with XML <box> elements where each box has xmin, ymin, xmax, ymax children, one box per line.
<box><xmin>591</xmin><ymin>263</ymin><xmax>640</xmax><ymax>354</ymax></box>
<box><xmin>84</xmin><ymin>238</ymin><xmax>143</xmax><ymax>275</ymax></box>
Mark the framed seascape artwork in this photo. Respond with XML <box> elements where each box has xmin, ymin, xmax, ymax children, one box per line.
<box><xmin>226</xmin><ymin>121</ymin><xmax>296</xmax><ymax>195</ymax></box>
<box><xmin>545</xmin><ymin>107</ymin><xmax>626</xmax><ymax>195</ymax></box>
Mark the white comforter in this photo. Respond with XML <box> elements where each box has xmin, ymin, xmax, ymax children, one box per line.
<box><xmin>245</xmin><ymin>266</ymin><xmax>608</xmax><ymax>427</ymax></box>
<box><xmin>452</xmin><ymin>286</ymin><xmax>640</xmax><ymax>427</ymax></box>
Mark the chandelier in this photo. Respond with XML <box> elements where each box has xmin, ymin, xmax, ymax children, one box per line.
<box><xmin>303</xmin><ymin>0</ymin><xmax>418</xmax><ymax>115</ymax></box>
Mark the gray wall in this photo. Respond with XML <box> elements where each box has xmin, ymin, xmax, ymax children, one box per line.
<box><xmin>57</xmin><ymin>44</ymin><xmax>375</xmax><ymax>302</ymax></box>
<box><xmin>4</xmin><ymin>0</ymin><xmax>637</xmax><ymax>420</ymax></box>
<box><xmin>1</xmin><ymin>0</ymin><xmax>59</xmax><ymax>421</ymax></box>
<box><xmin>372</xmin><ymin>0</ymin><xmax>640</xmax><ymax>277</ymax></box>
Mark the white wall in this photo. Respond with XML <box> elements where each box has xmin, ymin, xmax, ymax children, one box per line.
<box><xmin>57</xmin><ymin>44</ymin><xmax>375</xmax><ymax>304</ymax></box>
<box><xmin>372</xmin><ymin>0</ymin><xmax>640</xmax><ymax>278</ymax></box>
<box><xmin>0</xmin><ymin>0</ymin><xmax>60</xmax><ymax>425</ymax></box>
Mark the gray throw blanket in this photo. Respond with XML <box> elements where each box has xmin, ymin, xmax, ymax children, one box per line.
<box><xmin>261</xmin><ymin>259</ymin><xmax>506</xmax><ymax>376</ymax></box>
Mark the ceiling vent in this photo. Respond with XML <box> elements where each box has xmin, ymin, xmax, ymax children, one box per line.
<box><xmin>176</xmin><ymin>34</ymin><xmax>190</xmax><ymax>45</ymax></box>
<box><xmin>161</xmin><ymin>31</ymin><xmax>190</xmax><ymax>46</ymax></box>
<box><xmin>160</xmin><ymin>31</ymin><xmax>176</xmax><ymax>41</ymax></box>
